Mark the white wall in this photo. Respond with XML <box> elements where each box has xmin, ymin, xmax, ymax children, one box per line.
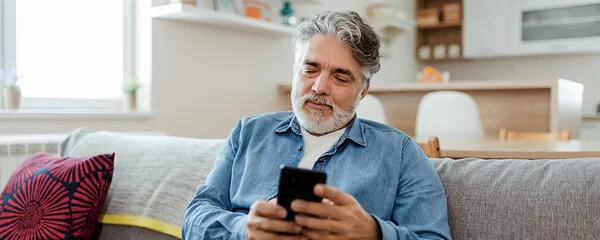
<box><xmin>0</xmin><ymin>0</ymin><xmax>417</xmax><ymax>138</ymax></box>
<box><xmin>150</xmin><ymin>18</ymin><xmax>294</xmax><ymax>137</ymax></box>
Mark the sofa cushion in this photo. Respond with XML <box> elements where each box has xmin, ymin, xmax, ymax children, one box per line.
<box><xmin>60</xmin><ymin>129</ymin><xmax>225</xmax><ymax>239</ymax></box>
<box><xmin>0</xmin><ymin>152</ymin><xmax>114</xmax><ymax>240</ymax></box>
<box><xmin>433</xmin><ymin>158</ymin><xmax>600</xmax><ymax>239</ymax></box>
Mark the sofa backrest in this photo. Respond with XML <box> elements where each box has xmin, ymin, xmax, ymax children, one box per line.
<box><xmin>61</xmin><ymin>129</ymin><xmax>600</xmax><ymax>239</ymax></box>
<box><xmin>433</xmin><ymin>158</ymin><xmax>600</xmax><ymax>239</ymax></box>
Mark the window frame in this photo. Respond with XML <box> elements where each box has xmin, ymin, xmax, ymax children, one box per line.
<box><xmin>0</xmin><ymin>0</ymin><xmax>137</xmax><ymax>110</ymax></box>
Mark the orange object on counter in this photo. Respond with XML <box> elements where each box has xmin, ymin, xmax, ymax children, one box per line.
<box><xmin>419</xmin><ymin>66</ymin><xmax>446</xmax><ymax>83</ymax></box>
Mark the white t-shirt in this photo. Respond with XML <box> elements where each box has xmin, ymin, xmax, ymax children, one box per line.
<box><xmin>298</xmin><ymin>127</ymin><xmax>346</xmax><ymax>169</ymax></box>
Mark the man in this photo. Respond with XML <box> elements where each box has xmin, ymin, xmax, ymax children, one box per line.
<box><xmin>183</xmin><ymin>10</ymin><xmax>451</xmax><ymax>240</ymax></box>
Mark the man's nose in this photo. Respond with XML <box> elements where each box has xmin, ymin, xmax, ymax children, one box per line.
<box><xmin>311</xmin><ymin>73</ymin><xmax>330</xmax><ymax>95</ymax></box>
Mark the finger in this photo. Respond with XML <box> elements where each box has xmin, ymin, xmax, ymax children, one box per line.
<box><xmin>248</xmin><ymin>229</ymin><xmax>307</xmax><ymax>240</ymax></box>
<box><xmin>251</xmin><ymin>217</ymin><xmax>304</xmax><ymax>234</ymax></box>
<box><xmin>301</xmin><ymin>228</ymin><xmax>332</xmax><ymax>240</ymax></box>
<box><xmin>291</xmin><ymin>200</ymin><xmax>346</xmax><ymax>220</ymax></box>
<box><xmin>323</xmin><ymin>198</ymin><xmax>334</xmax><ymax>205</ymax></box>
<box><xmin>314</xmin><ymin>184</ymin><xmax>355</xmax><ymax>205</ymax></box>
<box><xmin>252</xmin><ymin>201</ymin><xmax>287</xmax><ymax>219</ymax></box>
<box><xmin>295</xmin><ymin>214</ymin><xmax>344</xmax><ymax>233</ymax></box>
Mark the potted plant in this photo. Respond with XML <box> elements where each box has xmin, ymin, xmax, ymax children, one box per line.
<box><xmin>0</xmin><ymin>68</ymin><xmax>22</xmax><ymax>110</ymax></box>
<box><xmin>123</xmin><ymin>76</ymin><xmax>142</xmax><ymax>111</ymax></box>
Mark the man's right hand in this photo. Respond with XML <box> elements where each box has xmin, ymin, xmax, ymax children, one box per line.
<box><xmin>247</xmin><ymin>199</ymin><xmax>307</xmax><ymax>240</ymax></box>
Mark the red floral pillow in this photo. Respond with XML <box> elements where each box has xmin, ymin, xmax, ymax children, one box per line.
<box><xmin>0</xmin><ymin>152</ymin><xmax>114</xmax><ymax>240</ymax></box>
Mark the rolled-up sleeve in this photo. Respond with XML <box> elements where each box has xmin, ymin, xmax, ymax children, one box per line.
<box><xmin>182</xmin><ymin>121</ymin><xmax>248</xmax><ymax>239</ymax></box>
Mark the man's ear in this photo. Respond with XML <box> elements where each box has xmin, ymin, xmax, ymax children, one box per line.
<box><xmin>360</xmin><ymin>83</ymin><xmax>370</xmax><ymax>100</ymax></box>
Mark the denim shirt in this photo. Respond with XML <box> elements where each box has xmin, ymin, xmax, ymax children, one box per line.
<box><xmin>182</xmin><ymin>112</ymin><xmax>451</xmax><ymax>240</ymax></box>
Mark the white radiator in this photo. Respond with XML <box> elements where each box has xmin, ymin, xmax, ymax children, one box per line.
<box><xmin>0</xmin><ymin>134</ymin><xmax>66</xmax><ymax>190</ymax></box>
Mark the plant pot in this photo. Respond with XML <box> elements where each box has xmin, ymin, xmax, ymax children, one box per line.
<box><xmin>3</xmin><ymin>88</ymin><xmax>21</xmax><ymax>110</ymax></box>
<box><xmin>124</xmin><ymin>93</ymin><xmax>137</xmax><ymax>111</ymax></box>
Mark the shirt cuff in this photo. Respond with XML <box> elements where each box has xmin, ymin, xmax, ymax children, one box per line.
<box><xmin>372</xmin><ymin>214</ymin><xmax>395</xmax><ymax>240</ymax></box>
<box><xmin>371</xmin><ymin>214</ymin><xmax>385</xmax><ymax>239</ymax></box>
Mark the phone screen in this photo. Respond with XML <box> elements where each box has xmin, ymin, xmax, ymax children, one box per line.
<box><xmin>277</xmin><ymin>167</ymin><xmax>327</xmax><ymax>221</ymax></box>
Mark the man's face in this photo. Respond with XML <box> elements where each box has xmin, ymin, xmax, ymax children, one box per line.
<box><xmin>291</xmin><ymin>35</ymin><xmax>369</xmax><ymax>135</ymax></box>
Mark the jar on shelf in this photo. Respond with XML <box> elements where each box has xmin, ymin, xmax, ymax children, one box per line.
<box><xmin>280</xmin><ymin>1</ymin><xmax>297</xmax><ymax>26</ymax></box>
<box><xmin>433</xmin><ymin>44</ymin><xmax>447</xmax><ymax>59</ymax></box>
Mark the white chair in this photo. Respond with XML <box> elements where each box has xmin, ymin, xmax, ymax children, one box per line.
<box><xmin>415</xmin><ymin>91</ymin><xmax>484</xmax><ymax>139</ymax></box>
<box><xmin>356</xmin><ymin>94</ymin><xmax>387</xmax><ymax>124</ymax></box>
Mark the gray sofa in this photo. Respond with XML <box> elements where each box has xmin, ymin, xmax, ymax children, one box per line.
<box><xmin>60</xmin><ymin>129</ymin><xmax>600</xmax><ymax>239</ymax></box>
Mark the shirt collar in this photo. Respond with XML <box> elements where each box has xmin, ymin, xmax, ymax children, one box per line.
<box><xmin>274</xmin><ymin>114</ymin><xmax>367</xmax><ymax>147</ymax></box>
<box><xmin>274</xmin><ymin>114</ymin><xmax>302</xmax><ymax>135</ymax></box>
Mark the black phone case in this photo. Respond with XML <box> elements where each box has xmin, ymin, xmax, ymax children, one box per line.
<box><xmin>277</xmin><ymin>167</ymin><xmax>327</xmax><ymax>221</ymax></box>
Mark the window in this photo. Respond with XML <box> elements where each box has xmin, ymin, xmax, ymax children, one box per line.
<box><xmin>1</xmin><ymin>0</ymin><xmax>136</xmax><ymax>110</ymax></box>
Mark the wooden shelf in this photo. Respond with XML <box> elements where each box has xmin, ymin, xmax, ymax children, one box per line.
<box><xmin>417</xmin><ymin>22</ymin><xmax>462</xmax><ymax>30</ymax></box>
<box><xmin>415</xmin><ymin>0</ymin><xmax>463</xmax><ymax>61</ymax></box>
<box><xmin>151</xmin><ymin>3</ymin><xmax>295</xmax><ymax>37</ymax></box>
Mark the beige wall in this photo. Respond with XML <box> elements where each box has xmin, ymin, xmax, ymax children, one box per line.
<box><xmin>0</xmin><ymin>0</ymin><xmax>417</xmax><ymax>138</ymax></box>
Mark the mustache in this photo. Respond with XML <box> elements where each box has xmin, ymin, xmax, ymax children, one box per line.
<box><xmin>299</xmin><ymin>93</ymin><xmax>334</xmax><ymax>107</ymax></box>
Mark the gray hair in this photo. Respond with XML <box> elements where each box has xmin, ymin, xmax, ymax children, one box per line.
<box><xmin>293</xmin><ymin>11</ymin><xmax>381</xmax><ymax>87</ymax></box>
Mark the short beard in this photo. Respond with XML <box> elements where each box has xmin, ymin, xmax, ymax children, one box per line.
<box><xmin>291</xmin><ymin>86</ymin><xmax>362</xmax><ymax>135</ymax></box>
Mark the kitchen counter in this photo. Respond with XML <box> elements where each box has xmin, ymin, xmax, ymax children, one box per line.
<box><xmin>277</xmin><ymin>79</ymin><xmax>583</xmax><ymax>138</ymax></box>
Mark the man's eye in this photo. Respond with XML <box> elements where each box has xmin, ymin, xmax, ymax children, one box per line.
<box><xmin>304</xmin><ymin>70</ymin><xmax>317</xmax><ymax>74</ymax></box>
<box><xmin>336</xmin><ymin>77</ymin><xmax>348</xmax><ymax>83</ymax></box>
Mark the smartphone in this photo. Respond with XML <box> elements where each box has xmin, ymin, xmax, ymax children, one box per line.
<box><xmin>277</xmin><ymin>167</ymin><xmax>327</xmax><ymax>221</ymax></box>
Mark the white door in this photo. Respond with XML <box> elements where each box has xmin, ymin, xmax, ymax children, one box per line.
<box><xmin>463</xmin><ymin>0</ymin><xmax>511</xmax><ymax>58</ymax></box>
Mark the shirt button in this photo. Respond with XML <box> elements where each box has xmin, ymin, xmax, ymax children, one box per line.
<box><xmin>318</xmin><ymin>157</ymin><xmax>324</xmax><ymax>163</ymax></box>
<box><xmin>298</xmin><ymin>146</ymin><xmax>303</xmax><ymax>151</ymax></box>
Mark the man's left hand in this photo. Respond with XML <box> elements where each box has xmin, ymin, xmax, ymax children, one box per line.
<box><xmin>291</xmin><ymin>184</ymin><xmax>381</xmax><ymax>240</ymax></box>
